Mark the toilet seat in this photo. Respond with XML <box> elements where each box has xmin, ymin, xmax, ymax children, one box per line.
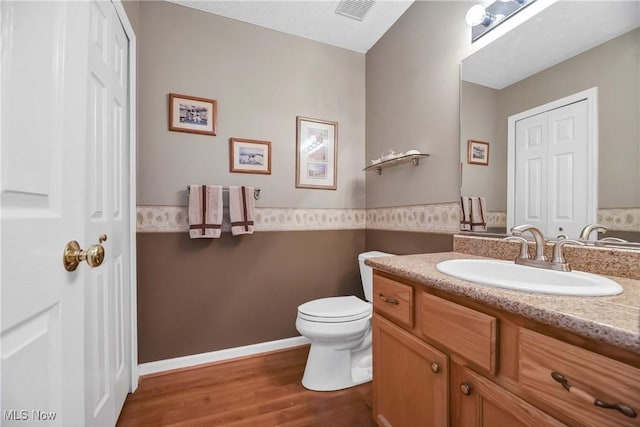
<box><xmin>298</xmin><ymin>296</ymin><xmax>371</xmax><ymax>323</ymax></box>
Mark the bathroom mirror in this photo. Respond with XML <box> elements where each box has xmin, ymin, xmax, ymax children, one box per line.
<box><xmin>460</xmin><ymin>1</ymin><xmax>640</xmax><ymax>243</ymax></box>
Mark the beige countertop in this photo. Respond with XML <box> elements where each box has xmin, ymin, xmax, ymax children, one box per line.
<box><xmin>366</xmin><ymin>251</ymin><xmax>640</xmax><ymax>354</ymax></box>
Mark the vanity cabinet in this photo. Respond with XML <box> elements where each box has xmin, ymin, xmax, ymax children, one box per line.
<box><xmin>372</xmin><ymin>270</ymin><xmax>640</xmax><ymax>427</ymax></box>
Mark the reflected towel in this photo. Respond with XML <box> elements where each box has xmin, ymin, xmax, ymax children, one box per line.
<box><xmin>229</xmin><ymin>186</ymin><xmax>255</xmax><ymax>236</ymax></box>
<box><xmin>461</xmin><ymin>196</ymin><xmax>487</xmax><ymax>231</ymax></box>
<box><xmin>188</xmin><ymin>185</ymin><xmax>223</xmax><ymax>239</ymax></box>
<box><xmin>460</xmin><ymin>196</ymin><xmax>472</xmax><ymax>231</ymax></box>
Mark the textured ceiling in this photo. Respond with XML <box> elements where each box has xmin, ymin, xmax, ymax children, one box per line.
<box><xmin>462</xmin><ymin>1</ymin><xmax>640</xmax><ymax>89</ymax></box>
<box><xmin>166</xmin><ymin>0</ymin><xmax>415</xmax><ymax>53</ymax></box>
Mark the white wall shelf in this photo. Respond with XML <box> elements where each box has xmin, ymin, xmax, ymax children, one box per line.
<box><xmin>363</xmin><ymin>153</ymin><xmax>430</xmax><ymax>175</ymax></box>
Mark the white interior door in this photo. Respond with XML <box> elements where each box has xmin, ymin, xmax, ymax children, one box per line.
<box><xmin>1</xmin><ymin>2</ymin><xmax>90</xmax><ymax>426</ymax></box>
<box><xmin>509</xmin><ymin>89</ymin><xmax>597</xmax><ymax>239</ymax></box>
<box><xmin>85</xmin><ymin>1</ymin><xmax>131</xmax><ymax>426</ymax></box>
<box><xmin>2</xmin><ymin>2</ymin><xmax>132</xmax><ymax>426</ymax></box>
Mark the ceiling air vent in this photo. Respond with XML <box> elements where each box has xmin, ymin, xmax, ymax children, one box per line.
<box><xmin>335</xmin><ymin>0</ymin><xmax>375</xmax><ymax>21</ymax></box>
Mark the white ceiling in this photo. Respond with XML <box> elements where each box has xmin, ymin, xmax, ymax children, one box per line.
<box><xmin>166</xmin><ymin>0</ymin><xmax>415</xmax><ymax>53</ymax></box>
<box><xmin>462</xmin><ymin>1</ymin><xmax>640</xmax><ymax>89</ymax></box>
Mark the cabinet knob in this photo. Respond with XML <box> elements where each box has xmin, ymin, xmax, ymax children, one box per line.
<box><xmin>460</xmin><ymin>383</ymin><xmax>472</xmax><ymax>396</ymax></box>
<box><xmin>430</xmin><ymin>362</ymin><xmax>440</xmax><ymax>373</ymax></box>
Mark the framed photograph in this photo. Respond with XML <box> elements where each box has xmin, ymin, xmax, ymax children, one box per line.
<box><xmin>169</xmin><ymin>93</ymin><xmax>217</xmax><ymax>136</ymax></box>
<box><xmin>467</xmin><ymin>140</ymin><xmax>490</xmax><ymax>166</ymax></box>
<box><xmin>229</xmin><ymin>138</ymin><xmax>272</xmax><ymax>174</ymax></box>
<box><xmin>296</xmin><ymin>116</ymin><xmax>338</xmax><ymax>190</ymax></box>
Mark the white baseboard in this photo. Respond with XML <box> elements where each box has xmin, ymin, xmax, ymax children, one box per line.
<box><xmin>138</xmin><ymin>336</ymin><xmax>310</xmax><ymax>377</ymax></box>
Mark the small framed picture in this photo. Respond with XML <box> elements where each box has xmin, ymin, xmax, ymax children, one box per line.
<box><xmin>229</xmin><ymin>138</ymin><xmax>272</xmax><ymax>174</ymax></box>
<box><xmin>467</xmin><ymin>140</ymin><xmax>490</xmax><ymax>166</ymax></box>
<box><xmin>169</xmin><ymin>93</ymin><xmax>217</xmax><ymax>136</ymax></box>
<box><xmin>296</xmin><ymin>116</ymin><xmax>337</xmax><ymax>190</ymax></box>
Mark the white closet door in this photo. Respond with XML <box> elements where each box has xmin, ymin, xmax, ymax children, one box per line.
<box><xmin>1</xmin><ymin>2</ymin><xmax>89</xmax><ymax>426</ymax></box>
<box><xmin>514</xmin><ymin>100</ymin><xmax>589</xmax><ymax>238</ymax></box>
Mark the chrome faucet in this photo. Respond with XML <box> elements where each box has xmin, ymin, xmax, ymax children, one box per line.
<box><xmin>511</xmin><ymin>224</ymin><xmax>547</xmax><ymax>261</ymax></box>
<box><xmin>507</xmin><ymin>224</ymin><xmax>584</xmax><ymax>272</ymax></box>
<box><xmin>579</xmin><ymin>223</ymin><xmax>608</xmax><ymax>240</ymax></box>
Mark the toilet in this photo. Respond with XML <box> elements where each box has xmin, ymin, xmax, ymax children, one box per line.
<box><xmin>295</xmin><ymin>251</ymin><xmax>393</xmax><ymax>391</ymax></box>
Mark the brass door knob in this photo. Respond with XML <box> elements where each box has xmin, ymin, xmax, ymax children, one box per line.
<box><xmin>63</xmin><ymin>235</ymin><xmax>107</xmax><ymax>271</ymax></box>
<box><xmin>430</xmin><ymin>362</ymin><xmax>440</xmax><ymax>373</ymax></box>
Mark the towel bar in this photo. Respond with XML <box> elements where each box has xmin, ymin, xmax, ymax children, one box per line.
<box><xmin>187</xmin><ymin>185</ymin><xmax>261</xmax><ymax>200</ymax></box>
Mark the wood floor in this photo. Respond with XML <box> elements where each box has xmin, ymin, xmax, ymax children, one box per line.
<box><xmin>117</xmin><ymin>345</ymin><xmax>376</xmax><ymax>427</ymax></box>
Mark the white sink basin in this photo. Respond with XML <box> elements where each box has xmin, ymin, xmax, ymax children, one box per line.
<box><xmin>436</xmin><ymin>259</ymin><xmax>623</xmax><ymax>296</ymax></box>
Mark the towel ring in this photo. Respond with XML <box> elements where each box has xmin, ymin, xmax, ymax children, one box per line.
<box><xmin>187</xmin><ymin>186</ymin><xmax>261</xmax><ymax>200</ymax></box>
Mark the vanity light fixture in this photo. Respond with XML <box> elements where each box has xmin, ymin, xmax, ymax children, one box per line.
<box><xmin>465</xmin><ymin>5</ymin><xmax>497</xmax><ymax>27</ymax></box>
<box><xmin>466</xmin><ymin>0</ymin><xmax>535</xmax><ymax>42</ymax></box>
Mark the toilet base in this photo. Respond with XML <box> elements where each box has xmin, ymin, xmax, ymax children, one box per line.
<box><xmin>301</xmin><ymin>343</ymin><xmax>372</xmax><ymax>392</ymax></box>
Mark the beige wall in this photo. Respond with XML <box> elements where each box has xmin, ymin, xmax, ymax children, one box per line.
<box><xmin>365</xmin><ymin>1</ymin><xmax>472</xmax><ymax>208</ymax></box>
<box><xmin>460</xmin><ymin>81</ymin><xmax>502</xmax><ymax>210</ymax></box>
<box><xmin>136</xmin><ymin>1</ymin><xmax>366</xmax><ymax>208</ymax></box>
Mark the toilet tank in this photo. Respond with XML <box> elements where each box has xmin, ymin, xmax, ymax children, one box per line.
<box><xmin>358</xmin><ymin>251</ymin><xmax>394</xmax><ymax>302</ymax></box>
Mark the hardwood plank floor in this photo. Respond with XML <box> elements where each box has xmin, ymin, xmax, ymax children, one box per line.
<box><xmin>117</xmin><ymin>345</ymin><xmax>376</xmax><ymax>427</ymax></box>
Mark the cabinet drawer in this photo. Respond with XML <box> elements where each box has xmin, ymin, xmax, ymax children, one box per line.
<box><xmin>421</xmin><ymin>293</ymin><xmax>497</xmax><ymax>374</ymax></box>
<box><xmin>373</xmin><ymin>275</ymin><xmax>414</xmax><ymax>328</ymax></box>
<box><xmin>519</xmin><ymin>329</ymin><xmax>640</xmax><ymax>427</ymax></box>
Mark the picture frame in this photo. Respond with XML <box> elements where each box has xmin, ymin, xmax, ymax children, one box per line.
<box><xmin>169</xmin><ymin>93</ymin><xmax>218</xmax><ymax>136</ymax></box>
<box><xmin>229</xmin><ymin>138</ymin><xmax>272</xmax><ymax>174</ymax></box>
<box><xmin>467</xmin><ymin>140</ymin><xmax>490</xmax><ymax>166</ymax></box>
<box><xmin>295</xmin><ymin>116</ymin><xmax>338</xmax><ymax>190</ymax></box>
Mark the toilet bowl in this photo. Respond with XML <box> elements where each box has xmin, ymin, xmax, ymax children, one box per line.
<box><xmin>295</xmin><ymin>251</ymin><xmax>393</xmax><ymax>391</ymax></box>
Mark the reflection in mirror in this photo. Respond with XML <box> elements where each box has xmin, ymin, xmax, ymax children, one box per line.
<box><xmin>460</xmin><ymin>1</ymin><xmax>640</xmax><ymax>244</ymax></box>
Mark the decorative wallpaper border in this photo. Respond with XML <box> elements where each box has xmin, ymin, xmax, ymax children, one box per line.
<box><xmin>365</xmin><ymin>203</ymin><xmax>460</xmax><ymax>233</ymax></box>
<box><xmin>136</xmin><ymin>206</ymin><xmax>366</xmax><ymax>232</ymax></box>
<box><xmin>136</xmin><ymin>205</ymin><xmax>640</xmax><ymax>233</ymax></box>
<box><xmin>479</xmin><ymin>209</ymin><xmax>640</xmax><ymax>231</ymax></box>
<box><xmin>598</xmin><ymin>208</ymin><xmax>640</xmax><ymax>231</ymax></box>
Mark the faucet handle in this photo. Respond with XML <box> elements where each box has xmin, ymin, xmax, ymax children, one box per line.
<box><xmin>503</xmin><ymin>236</ymin><xmax>529</xmax><ymax>260</ymax></box>
<box><xmin>551</xmin><ymin>239</ymin><xmax>585</xmax><ymax>267</ymax></box>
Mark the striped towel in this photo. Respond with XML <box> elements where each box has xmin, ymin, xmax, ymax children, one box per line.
<box><xmin>460</xmin><ymin>196</ymin><xmax>487</xmax><ymax>232</ymax></box>
<box><xmin>229</xmin><ymin>186</ymin><xmax>255</xmax><ymax>236</ymax></box>
<box><xmin>188</xmin><ymin>185</ymin><xmax>223</xmax><ymax>238</ymax></box>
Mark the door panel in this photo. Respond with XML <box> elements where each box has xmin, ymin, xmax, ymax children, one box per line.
<box><xmin>515</xmin><ymin>113</ymin><xmax>547</xmax><ymax>232</ymax></box>
<box><xmin>1</xmin><ymin>2</ymin><xmax>90</xmax><ymax>426</ymax></box>
<box><xmin>547</xmin><ymin>101</ymin><xmax>588</xmax><ymax>238</ymax></box>
<box><xmin>85</xmin><ymin>1</ymin><xmax>131</xmax><ymax>425</ymax></box>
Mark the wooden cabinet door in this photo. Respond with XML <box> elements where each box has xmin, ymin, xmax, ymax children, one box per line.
<box><xmin>455</xmin><ymin>367</ymin><xmax>566</xmax><ymax>427</ymax></box>
<box><xmin>373</xmin><ymin>314</ymin><xmax>448</xmax><ymax>427</ymax></box>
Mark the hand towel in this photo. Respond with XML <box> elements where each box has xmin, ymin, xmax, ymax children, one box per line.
<box><xmin>460</xmin><ymin>196</ymin><xmax>487</xmax><ymax>231</ymax></box>
<box><xmin>188</xmin><ymin>185</ymin><xmax>223</xmax><ymax>239</ymax></box>
<box><xmin>471</xmin><ymin>196</ymin><xmax>487</xmax><ymax>231</ymax></box>
<box><xmin>460</xmin><ymin>196</ymin><xmax>472</xmax><ymax>231</ymax></box>
<box><xmin>229</xmin><ymin>185</ymin><xmax>255</xmax><ymax>236</ymax></box>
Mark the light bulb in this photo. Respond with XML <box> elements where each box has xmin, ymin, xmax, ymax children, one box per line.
<box><xmin>465</xmin><ymin>4</ymin><xmax>495</xmax><ymax>27</ymax></box>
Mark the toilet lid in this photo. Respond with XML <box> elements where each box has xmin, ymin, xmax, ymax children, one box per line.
<box><xmin>298</xmin><ymin>296</ymin><xmax>372</xmax><ymax>322</ymax></box>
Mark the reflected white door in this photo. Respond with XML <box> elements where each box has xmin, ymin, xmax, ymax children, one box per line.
<box><xmin>1</xmin><ymin>1</ymin><xmax>131</xmax><ymax>426</ymax></box>
<box><xmin>514</xmin><ymin>100</ymin><xmax>590</xmax><ymax>238</ymax></box>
